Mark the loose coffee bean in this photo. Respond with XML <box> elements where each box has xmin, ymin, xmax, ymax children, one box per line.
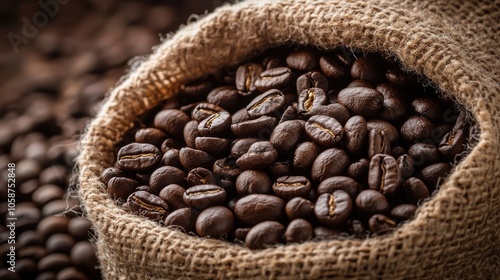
<box><xmin>367</xmin><ymin>129</ymin><xmax>391</xmax><ymax>158</ymax></box>
<box><xmin>390</xmin><ymin>204</ymin><xmax>417</xmax><ymax>222</ymax></box>
<box><xmin>161</xmin><ymin>138</ymin><xmax>182</xmax><ymax>152</ymax></box>
<box><xmin>269</xmin><ymin>161</ymin><xmax>294</xmax><ymax>179</ymax></box>
<box><xmin>408</xmin><ymin>143</ymin><xmax>439</xmax><ymax>167</ymax></box>
<box><xmin>385</xmin><ymin>68</ymin><xmax>417</xmax><ymax>88</ymax></box>
<box><xmin>368</xmin><ymin>154</ymin><xmax>401</xmax><ymax>196</ymax></box>
<box><xmin>117</xmin><ymin>143</ymin><xmax>161</xmax><ymax>172</ymax></box>
<box><xmin>67</xmin><ymin>217</ymin><xmax>93</xmax><ymax>241</ymax></box>
<box><xmin>412</xmin><ymin>98</ymin><xmax>443</xmax><ymax>122</ymax></box>
<box><xmin>191</xmin><ymin>103</ymin><xmax>224</xmax><ymax>122</ymax></box>
<box><xmin>314</xmin><ymin>191</ymin><xmax>352</xmax><ymax>227</ymax></box>
<box><xmin>319</xmin><ymin>55</ymin><xmax>349</xmax><ymax>83</ymax></box>
<box><xmin>293</xmin><ymin>141</ymin><xmax>320</xmax><ymax>175</ymax></box>
<box><xmin>270</xmin><ymin>120</ymin><xmax>303</xmax><ymax>153</ymax></box>
<box><xmin>272</xmin><ymin>176</ymin><xmax>311</xmax><ymax>200</ymax></box>
<box><xmin>128</xmin><ymin>191</ymin><xmax>169</xmax><ymax>221</ymax></box>
<box><xmin>183</xmin><ymin>185</ymin><xmax>226</xmax><ymax>210</ymax></box>
<box><xmin>286</xmin><ymin>49</ymin><xmax>319</xmax><ymax>71</ymax></box>
<box><xmin>255</xmin><ymin>67</ymin><xmax>293</xmax><ymax>92</ymax></box>
<box><xmin>183</xmin><ymin>120</ymin><xmax>200</xmax><ymax>148</ymax></box>
<box><xmin>100</xmin><ymin>167</ymin><xmax>126</xmax><ymax>185</ymax></box>
<box><xmin>311</xmin><ymin>148</ymin><xmax>350</xmax><ymax>182</ymax></box>
<box><xmin>419</xmin><ymin>163</ymin><xmax>452</xmax><ymax>191</ymax></box>
<box><xmin>305</xmin><ymin>115</ymin><xmax>343</xmax><ymax>147</ymax></box>
<box><xmin>397</xmin><ymin>154</ymin><xmax>415</xmax><ymax>178</ymax></box>
<box><xmin>158</xmin><ymin>184</ymin><xmax>188</xmax><ymax>210</ymax></box>
<box><xmin>37</xmin><ymin>253</ymin><xmax>71</xmax><ymax>273</ymax></box>
<box><xmin>366</xmin><ymin>120</ymin><xmax>399</xmax><ymax>144</ymax></box>
<box><xmin>107</xmin><ymin>176</ymin><xmax>139</xmax><ymax>200</ymax></box>
<box><xmin>235</xmin><ymin>63</ymin><xmax>264</xmax><ymax>94</ymax></box>
<box><xmin>279</xmin><ymin>105</ymin><xmax>301</xmax><ymax>123</ymax></box>
<box><xmin>195</xmin><ymin>137</ymin><xmax>230</xmax><ymax>157</ymax></box>
<box><xmin>206</xmin><ymin>86</ymin><xmax>243</xmax><ymax>111</ymax></box>
<box><xmin>32</xmin><ymin>184</ymin><xmax>64</xmax><ymax>206</ymax></box>
<box><xmin>368</xmin><ymin>214</ymin><xmax>397</xmax><ymax>235</ymax></box>
<box><xmin>231</xmin><ymin>108</ymin><xmax>251</xmax><ymax>124</ymax></box>
<box><xmin>355</xmin><ymin>189</ymin><xmax>390</xmax><ymax>217</ymax></box>
<box><xmin>285</xmin><ymin>197</ymin><xmax>314</xmax><ymax>220</ymax></box>
<box><xmin>315</xmin><ymin>103</ymin><xmax>351</xmax><ymax>125</ymax></box>
<box><xmin>196</xmin><ymin>206</ymin><xmax>234</xmax><ymax>238</ymax></box>
<box><xmin>296</xmin><ymin>71</ymin><xmax>328</xmax><ymax>93</ymax></box>
<box><xmin>400</xmin><ymin>116</ymin><xmax>434</xmax><ymax>143</ymax></box>
<box><xmin>161</xmin><ymin>148</ymin><xmax>182</xmax><ymax>168</ymax></box>
<box><xmin>337</xmin><ymin>87</ymin><xmax>384</xmax><ymax>118</ymax></box>
<box><xmin>231</xmin><ymin>116</ymin><xmax>278</xmax><ymax>138</ymax></box>
<box><xmin>134</xmin><ymin>128</ymin><xmax>168</xmax><ymax>147</ymax></box>
<box><xmin>234</xmin><ymin>228</ymin><xmax>251</xmax><ymax>241</ymax></box>
<box><xmin>149</xmin><ymin>166</ymin><xmax>186</xmax><ymax>193</ymax></box>
<box><xmin>234</xmin><ymin>194</ymin><xmax>285</xmax><ymax>225</ymax></box>
<box><xmin>346</xmin><ymin>158</ymin><xmax>369</xmax><ymax>182</ymax></box>
<box><xmin>285</xmin><ymin>219</ymin><xmax>313</xmax><ymax>243</ymax></box>
<box><xmin>213</xmin><ymin>158</ymin><xmax>243</xmax><ymax>189</ymax></box>
<box><xmin>317</xmin><ymin>176</ymin><xmax>361</xmax><ymax>199</ymax></box>
<box><xmin>236</xmin><ymin>141</ymin><xmax>278</xmax><ymax>170</ymax></box>
<box><xmin>344</xmin><ymin>115</ymin><xmax>368</xmax><ymax>157</ymax></box>
<box><xmin>181</xmin><ymin>78</ymin><xmax>215</xmax><ymax>101</ymax></box>
<box><xmin>230</xmin><ymin>138</ymin><xmax>259</xmax><ymax>159</ymax></box>
<box><xmin>245</xmin><ymin>221</ymin><xmax>285</xmax><ymax>250</ymax></box>
<box><xmin>179</xmin><ymin>147</ymin><xmax>215</xmax><ymax>171</ymax></box>
<box><xmin>297</xmin><ymin>87</ymin><xmax>327</xmax><ymax>116</ymax></box>
<box><xmin>197</xmin><ymin>110</ymin><xmax>232</xmax><ymax>137</ymax></box>
<box><xmin>236</xmin><ymin>170</ymin><xmax>272</xmax><ymax>195</ymax></box>
<box><xmin>350</xmin><ymin>220</ymin><xmax>368</xmax><ymax>238</ymax></box>
<box><xmin>246</xmin><ymin>89</ymin><xmax>286</xmax><ymax>118</ymax></box>
<box><xmin>154</xmin><ymin>109</ymin><xmax>190</xmax><ymax>139</ymax></box>
<box><xmin>164</xmin><ymin>208</ymin><xmax>199</xmax><ymax>233</ymax></box>
<box><xmin>350</xmin><ymin>56</ymin><xmax>386</xmax><ymax>84</ymax></box>
<box><xmin>45</xmin><ymin>234</ymin><xmax>75</xmax><ymax>254</ymax></box>
<box><xmin>439</xmin><ymin>128</ymin><xmax>466</xmax><ymax>159</ymax></box>
<box><xmin>186</xmin><ymin>167</ymin><xmax>218</xmax><ymax>187</ymax></box>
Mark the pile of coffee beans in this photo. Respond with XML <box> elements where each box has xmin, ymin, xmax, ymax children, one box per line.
<box><xmin>103</xmin><ymin>46</ymin><xmax>471</xmax><ymax>249</ymax></box>
<box><xmin>0</xmin><ymin>1</ymin><xmax>220</xmax><ymax>278</ymax></box>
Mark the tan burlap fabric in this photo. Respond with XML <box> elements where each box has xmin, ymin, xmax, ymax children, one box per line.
<box><xmin>78</xmin><ymin>0</ymin><xmax>499</xmax><ymax>279</ymax></box>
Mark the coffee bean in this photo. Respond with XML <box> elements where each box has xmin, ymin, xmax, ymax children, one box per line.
<box><xmin>68</xmin><ymin>217</ymin><xmax>92</xmax><ymax>241</ymax></box>
<box><xmin>234</xmin><ymin>194</ymin><xmax>285</xmax><ymax>225</ymax></box>
<box><xmin>344</xmin><ymin>116</ymin><xmax>368</xmax><ymax>157</ymax></box>
<box><xmin>314</xmin><ymin>191</ymin><xmax>352</xmax><ymax>227</ymax></box>
<box><xmin>311</xmin><ymin>148</ymin><xmax>350</xmax><ymax>182</ymax></box>
<box><xmin>234</xmin><ymin>228</ymin><xmax>251</xmax><ymax>241</ymax></box>
<box><xmin>56</xmin><ymin>267</ymin><xmax>89</xmax><ymax>280</ymax></box>
<box><xmin>107</xmin><ymin>176</ymin><xmax>139</xmax><ymax>200</ymax></box>
<box><xmin>197</xmin><ymin>110</ymin><xmax>232</xmax><ymax>137</ymax></box>
<box><xmin>408</xmin><ymin>143</ymin><xmax>439</xmax><ymax>167</ymax></box>
<box><xmin>255</xmin><ymin>67</ymin><xmax>293</xmax><ymax>92</ymax></box>
<box><xmin>236</xmin><ymin>170</ymin><xmax>272</xmax><ymax>195</ymax></box>
<box><xmin>100</xmin><ymin>167</ymin><xmax>126</xmax><ymax>185</ymax></box>
<box><xmin>390</xmin><ymin>204</ymin><xmax>417</xmax><ymax>221</ymax></box>
<box><xmin>347</xmin><ymin>79</ymin><xmax>373</xmax><ymax>88</ymax></box>
<box><xmin>285</xmin><ymin>197</ymin><xmax>314</xmax><ymax>220</ymax></box>
<box><xmin>366</xmin><ymin>120</ymin><xmax>399</xmax><ymax>144</ymax></box>
<box><xmin>70</xmin><ymin>241</ymin><xmax>98</xmax><ymax>274</ymax></box>
<box><xmin>297</xmin><ymin>87</ymin><xmax>327</xmax><ymax>116</ymax></box>
<box><xmin>285</xmin><ymin>219</ymin><xmax>313</xmax><ymax>243</ymax></box>
<box><xmin>230</xmin><ymin>138</ymin><xmax>259</xmax><ymax>159</ymax></box>
<box><xmin>127</xmin><ymin>191</ymin><xmax>169</xmax><ymax>221</ymax></box>
<box><xmin>350</xmin><ymin>56</ymin><xmax>386</xmax><ymax>84</ymax></box>
<box><xmin>191</xmin><ymin>103</ymin><xmax>224</xmax><ymax>122</ymax></box>
<box><xmin>245</xmin><ymin>221</ymin><xmax>285</xmax><ymax>249</ymax></box>
<box><xmin>149</xmin><ymin>166</ymin><xmax>186</xmax><ymax>193</ymax></box>
<box><xmin>263</xmin><ymin>55</ymin><xmax>285</xmax><ymax>69</ymax></box>
<box><xmin>418</xmin><ymin>163</ymin><xmax>451</xmax><ymax>192</ymax></box>
<box><xmin>181</xmin><ymin>78</ymin><xmax>214</xmax><ymax>101</ymax></box>
<box><xmin>270</xmin><ymin>120</ymin><xmax>303</xmax><ymax>153</ymax></box>
<box><xmin>134</xmin><ymin>128</ymin><xmax>168</xmax><ymax>147</ymax></box>
<box><xmin>355</xmin><ymin>189</ymin><xmax>390</xmax><ymax>217</ymax></box>
<box><xmin>368</xmin><ymin>154</ymin><xmax>401</xmax><ymax>196</ymax></box>
<box><xmin>379</xmin><ymin>97</ymin><xmax>407</xmax><ymax>122</ymax></box>
<box><xmin>293</xmin><ymin>141</ymin><xmax>320</xmax><ymax>175</ymax></box>
<box><xmin>296</xmin><ymin>71</ymin><xmax>329</xmax><ymax>93</ymax></box>
<box><xmin>272</xmin><ymin>176</ymin><xmax>311</xmax><ymax>200</ymax></box>
<box><xmin>319</xmin><ymin>55</ymin><xmax>349</xmax><ymax>83</ymax></box>
<box><xmin>186</xmin><ymin>167</ymin><xmax>218</xmax><ymax>187</ymax></box>
<box><xmin>313</xmin><ymin>227</ymin><xmax>341</xmax><ymax>239</ymax></box>
<box><xmin>183</xmin><ymin>120</ymin><xmax>200</xmax><ymax>148</ymax></box>
<box><xmin>32</xmin><ymin>184</ymin><xmax>64</xmax><ymax>206</ymax></box>
<box><xmin>164</xmin><ymin>208</ymin><xmax>199</xmax><ymax>233</ymax></box>
<box><xmin>350</xmin><ymin>220</ymin><xmax>368</xmax><ymax>238</ymax></box>
<box><xmin>337</xmin><ymin>87</ymin><xmax>384</xmax><ymax>118</ymax></box>
<box><xmin>397</xmin><ymin>154</ymin><xmax>415</xmax><ymax>178</ymax></box>
<box><xmin>183</xmin><ymin>185</ymin><xmax>226</xmax><ymax>210</ymax></box>
<box><xmin>368</xmin><ymin>214</ymin><xmax>397</xmax><ymax>235</ymax></box>
<box><xmin>346</xmin><ymin>158</ymin><xmax>369</xmax><ymax>182</ymax></box>
<box><xmin>158</xmin><ymin>184</ymin><xmax>188</xmax><ymax>210</ymax></box>
<box><xmin>206</xmin><ymin>86</ymin><xmax>243</xmax><ymax>111</ymax></box>
<box><xmin>213</xmin><ymin>158</ymin><xmax>243</xmax><ymax>189</ymax></box>
<box><xmin>305</xmin><ymin>115</ymin><xmax>343</xmax><ymax>147</ymax></box>
<box><xmin>385</xmin><ymin>68</ymin><xmax>417</xmax><ymax>88</ymax></box>
<box><xmin>236</xmin><ymin>141</ymin><xmax>278</xmax><ymax>170</ymax></box>
<box><xmin>235</xmin><ymin>63</ymin><xmax>264</xmax><ymax>94</ymax></box>
<box><xmin>160</xmin><ymin>138</ymin><xmax>182</xmax><ymax>153</ymax></box>
<box><xmin>317</xmin><ymin>176</ymin><xmax>361</xmax><ymax>199</ymax></box>
<box><xmin>269</xmin><ymin>161</ymin><xmax>294</xmax><ymax>179</ymax></box>
<box><xmin>376</xmin><ymin>83</ymin><xmax>406</xmax><ymax>100</ymax></box>
<box><xmin>196</xmin><ymin>206</ymin><xmax>234</xmax><ymax>238</ymax></box>
<box><xmin>315</xmin><ymin>103</ymin><xmax>351</xmax><ymax>125</ymax></box>
<box><xmin>231</xmin><ymin>116</ymin><xmax>278</xmax><ymax>138</ymax></box>
<box><xmin>45</xmin><ymin>234</ymin><xmax>75</xmax><ymax>254</ymax></box>
<box><xmin>154</xmin><ymin>109</ymin><xmax>190</xmax><ymax>138</ymax></box>
<box><xmin>286</xmin><ymin>49</ymin><xmax>319</xmax><ymax>71</ymax></box>
<box><xmin>179</xmin><ymin>147</ymin><xmax>215</xmax><ymax>171</ymax></box>
<box><xmin>400</xmin><ymin>116</ymin><xmax>434</xmax><ymax>143</ymax></box>
<box><xmin>367</xmin><ymin>129</ymin><xmax>391</xmax><ymax>158</ymax></box>
<box><xmin>279</xmin><ymin>105</ymin><xmax>301</xmax><ymax>124</ymax></box>
<box><xmin>37</xmin><ymin>253</ymin><xmax>71</xmax><ymax>273</ymax></box>
<box><xmin>116</xmin><ymin>143</ymin><xmax>161</xmax><ymax>172</ymax></box>
<box><xmin>195</xmin><ymin>136</ymin><xmax>230</xmax><ymax>157</ymax></box>
<box><xmin>161</xmin><ymin>148</ymin><xmax>182</xmax><ymax>168</ymax></box>
<box><xmin>231</xmin><ymin>108</ymin><xmax>251</xmax><ymax>124</ymax></box>
<box><xmin>412</xmin><ymin>98</ymin><xmax>443</xmax><ymax>122</ymax></box>
<box><xmin>246</xmin><ymin>89</ymin><xmax>285</xmax><ymax>118</ymax></box>
<box><xmin>37</xmin><ymin>216</ymin><xmax>69</xmax><ymax>238</ymax></box>
<box><xmin>439</xmin><ymin>128</ymin><xmax>466</xmax><ymax>159</ymax></box>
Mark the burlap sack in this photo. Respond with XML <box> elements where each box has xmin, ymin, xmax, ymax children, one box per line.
<box><xmin>78</xmin><ymin>0</ymin><xmax>499</xmax><ymax>279</ymax></box>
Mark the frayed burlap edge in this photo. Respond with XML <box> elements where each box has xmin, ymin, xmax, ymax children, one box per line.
<box><xmin>78</xmin><ymin>0</ymin><xmax>500</xmax><ymax>279</ymax></box>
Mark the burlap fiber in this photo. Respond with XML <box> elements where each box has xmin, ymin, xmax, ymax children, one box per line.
<box><xmin>78</xmin><ymin>0</ymin><xmax>500</xmax><ymax>279</ymax></box>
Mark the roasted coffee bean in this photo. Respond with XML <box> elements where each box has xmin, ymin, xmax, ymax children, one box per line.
<box><xmin>198</xmin><ymin>110</ymin><xmax>232</xmax><ymax>137</ymax></box>
<box><xmin>196</xmin><ymin>206</ymin><xmax>234</xmax><ymax>238</ymax></box>
<box><xmin>246</xmin><ymin>89</ymin><xmax>285</xmax><ymax>118</ymax></box>
<box><xmin>37</xmin><ymin>216</ymin><xmax>69</xmax><ymax>238</ymax></box>
<box><xmin>350</xmin><ymin>220</ymin><xmax>368</xmax><ymax>238</ymax></box>
<box><xmin>234</xmin><ymin>228</ymin><xmax>251</xmax><ymax>241</ymax></box>
<box><xmin>412</xmin><ymin>98</ymin><xmax>443</xmax><ymax>122</ymax></box>
<box><xmin>355</xmin><ymin>189</ymin><xmax>390</xmax><ymax>216</ymax></box>
<box><xmin>293</xmin><ymin>141</ymin><xmax>320</xmax><ymax>174</ymax></box>
<box><xmin>161</xmin><ymin>148</ymin><xmax>182</xmax><ymax>168</ymax></box>
<box><xmin>32</xmin><ymin>184</ymin><xmax>64</xmax><ymax>206</ymax></box>
<box><xmin>191</xmin><ymin>103</ymin><xmax>224</xmax><ymax>122</ymax></box>
<box><xmin>234</xmin><ymin>194</ymin><xmax>285</xmax><ymax>225</ymax></box>
<box><xmin>68</xmin><ymin>217</ymin><xmax>92</xmax><ymax>241</ymax></box>
<box><xmin>379</xmin><ymin>97</ymin><xmax>407</xmax><ymax>122</ymax></box>
<box><xmin>297</xmin><ymin>87</ymin><xmax>327</xmax><ymax>116</ymax></box>
<box><xmin>149</xmin><ymin>166</ymin><xmax>186</xmax><ymax>193</ymax></box>
<box><xmin>350</xmin><ymin>56</ymin><xmax>386</xmax><ymax>84</ymax></box>
<box><xmin>160</xmin><ymin>138</ymin><xmax>182</xmax><ymax>153</ymax></box>
<box><xmin>134</xmin><ymin>128</ymin><xmax>168</xmax><ymax>147</ymax></box>
<box><xmin>390</xmin><ymin>204</ymin><xmax>417</xmax><ymax>221</ymax></box>
<box><xmin>376</xmin><ymin>83</ymin><xmax>406</xmax><ymax>100</ymax></box>
<box><xmin>213</xmin><ymin>158</ymin><xmax>243</xmax><ymax>189</ymax></box>
<box><xmin>235</xmin><ymin>63</ymin><xmax>264</xmax><ymax>94</ymax></box>
<box><xmin>56</xmin><ymin>267</ymin><xmax>88</xmax><ymax>280</ymax></box>
<box><xmin>314</xmin><ymin>191</ymin><xmax>352</xmax><ymax>227</ymax></box>
<box><xmin>70</xmin><ymin>241</ymin><xmax>98</xmax><ymax>274</ymax></box>
<box><xmin>195</xmin><ymin>137</ymin><xmax>230</xmax><ymax>157</ymax></box>
<box><xmin>408</xmin><ymin>143</ymin><xmax>439</xmax><ymax>167</ymax></box>
<box><xmin>368</xmin><ymin>129</ymin><xmax>391</xmax><ymax>158</ymax></box>
<box><xmin>400</xmin><ymin>116</ymin><xmax>434</xmax><ymax>143</ymax></box>
<box><xmin>313</xmin><ymin>227</ymin><xmax>341</xmax><ymax>239</ymax></box>
<box><xmin>439</xmin><ymin>128</ymin><xmax>466</xmax><ymax>159</ymax></box>
<box><xmin>181</xmin><ymin>78</ymin><xmax>214</xmax><ymax>101</ymax></box>
<box><xmin>315</xmin><ymin>103</ymin><xmax>351</xmax><ymax>125</ymax></box>
<box><xmin>317</xmin><ymin>176</ymin><xmax>361</xmax><ymax>199</ymax></box>
<box><xmin>37</xmin><ymin>253</ymin><xmax>71</xmax><ymax>273</ymax></box>
<box><xmin>269</xmin><ymin>161</ymin><xmax>294</xmax><ymax>179</ymax></box>
<box><xmin>230</xmin><ymin>138</ymin><xmax>259</xmax><ymax>159</ymax></box>
<box><xmin>206</xmin><ymin>86</ymin><xmax>243</xmax><ymax>111</ymax></box>
<box><xmin>255</xmin><ymin>67</ymin><xmax>293</xmax><ymax>92</ymax></box>
<box><xmin>391</xmin><ymin>146</ymin><xmax>407</xmax><ymax>158</ymax></box>
<box><xmin>179</xmin><ymin>147</ymin><xmax>215</xmax><ymax>171</ymax></box>
<box><xmin>272</xmin><ymin>176</ymin><xmax>311</xmax><ymax>200</ymax></box>
<box><xmin>45</xmin><ymin>234</ymin><xmax>75</xmax><ymax>254</ymax></box>
<box><xmin>158</xmin><ymin>184</ymin><xmax>188</xmax><ymax>210</ymax></box>
<box><xmin>236</xmin><ymin>141</ymin><xmax>278</xmax><ymax>170</ymax></box>
<box><xmin>183</xmin><ymin>185</ymin><xmax>226</xmax><ymax>210</ymax></box>
<box><xmin>346</xmin><ymin>158</ymin><xmax>369</xmax><ymax>182</ymax></box>
<box><xmin>296</xmin><ymin>71</ymin><xmax>329</xmax><ymax>93</ymax></box>
<box><xmin>337</xmin><ymin>87</ymin><xmax>384</xmax><ymax>118</ymax></box>
<box><xmin>285</xmin><ymin>219</ymin><xmax>313</xmax><ymax>243</ymax></box>
<box><xmin>319</xmin><ymin>55</ymin><xmax>349</xmax><ymax>83</ymax></box>
<box><xmin>236</xmin><ymin>170</ymin><xmax>272</xmax><ymax>195</ymax></box>
<box><xmin>305</xmin><ymin>115</ymin><xmax>343</xmax><ymax>147</ymax></box>
<box><xmin>419</xmin><ymin>163</ymin><xmax>452</xmax><ymax>191</ymax></box>
<box><xmin>366</xmin><ymin>120</ymin><xmax>399</xmax><ymax>144</ymax></box>
<box><xmin>164</xmin><ymin>208</ymin><xmax>199</xmax><ymax>233</ymax></box>
<box><xmin>107</xmin><ymin>176</ymin><xmax>139</xmax><ymax>200</ymax></box>
<box><xmin>368</xmin><ymin>154</ymin><xmax>401</xmax><ymax>196</ymax></box>
<box><xmin>286</xmin><ymin>49</ymin><xmax>320</xmax><ymax>71</ymax></box>
<box><xmin>183</xmin><ymin>120</ymin><xmax>200</xmax><ymax>148</ymax></box>
<box><xmin>347</xmin><ymin>79</ymin><xmax>373</xmax><ymax>88</ymax></box>
<box><xmin>344</xmin><ymin>115</ymin><xmax>368</xmax><ymax>156</ymax></box>
<box><xmin>263</xmin><ymin>55</ymin><xmax>285</xmax><ymax>69</ymax></box>
<box><xmin>127</xmin><ymin>191</ymin><xmax>169</xmax><ymax>221</ymax></box>
<box><xmin>368</xmin><ymin>214</ymin><xmax>397</xmax><ymax>234</ymax></box>
<box><xmin>117</xmin><ymin>143</ymin><xmax>161</xmax><ymax>172</ymax></box>
<box><xmin>270</xmin><ymin>120</ymin><xmax>303</xmax><ymax>153</ymax></box>
<box><xmin>385</xmin><ymin>68</ymin><xmax>417</xmax><ymax>88</ymax></box>
<box><xmin>285</xmin><ymin>197</ymin><xmax>314</xmax><ymax>220</ymax></box>
<box><xmin>311</xmin><ymin>148</ymin><xmax>350</xmax><ymax>182</ymax></box>
<box><xmin>154</xmin><ymin>109</ymin><xmax>190</xmax><ymax>138</ymax></box>
<box><xmin>245</xmin><ymin>221</ymin><xmax>285</xmax><ymax>250</ymax></box>
<box><xmin>231</xmin><ymin>108</ymin><xmax>251</xmax><ymax>124</ymax></box>
<box><xmin>186</xmin><ymin>167</ymin><xmax>218</xmax><ymax>186</ymax></box>
<box><xmin>231</xmin><ymin>116</ymin><xmax>278</xmax><ymax>138</ymax></box>
<box><xmin>100</xmin><ymin>167</ymin><xmax>126</xmax><ymax>185</ymax></box>
<box><xmin>397</xmin><ymin>154</ymin><xmax>415</xmax><ymax>178</ymax></box>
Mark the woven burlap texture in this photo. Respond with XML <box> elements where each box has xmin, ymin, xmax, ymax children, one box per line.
<box><xmin>78</xmin><ymin>0</ymin><xmax>499</xmax><ymax>279</ymax></box>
